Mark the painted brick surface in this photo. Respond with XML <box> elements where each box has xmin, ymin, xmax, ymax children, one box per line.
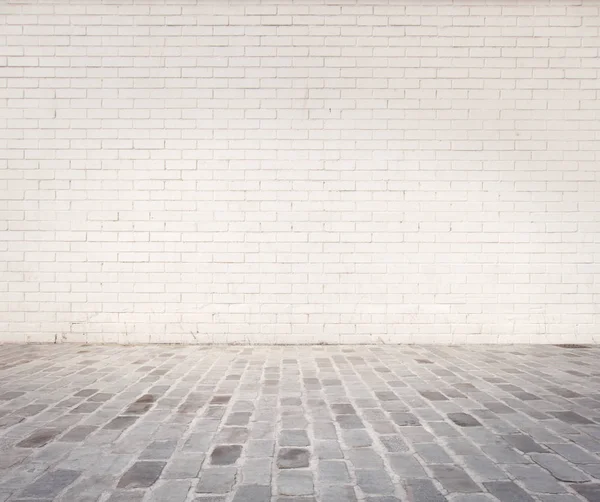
<box><xmin>1</xmin><ymin>0</ymin><xmax>599</xmax><ymax>344</ymax></box>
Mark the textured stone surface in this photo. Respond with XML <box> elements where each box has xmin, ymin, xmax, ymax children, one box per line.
<box><xmin>0</xmin><ymin>345</ymin><xmax>599</xmax><ymax>501</ymax></box>
<box><xmin>278</xmin><ymin>449</ymin><xmax>310</xmax><ymax>469</ymax></box>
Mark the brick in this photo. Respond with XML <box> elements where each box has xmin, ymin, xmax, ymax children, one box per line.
<box><xmin>0</xmin><ymin>2</ymin><xmax>597</xmax><ymax>345</ymax></box>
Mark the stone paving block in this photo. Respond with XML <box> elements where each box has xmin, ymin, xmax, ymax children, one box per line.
<box><xmin>431</xmin><ymin>464</ymin><xmax>481</xmax><ymax>492</ymax></box>
<box><xmin>342</xmin><ymin>429</ymin><xmax>372</xmax><ymax>447</ymax></box>
<box><xmin>140</xmin><ymin>439</ymin><xmax>177</xmax><ymax>460</ymax></box>
<box><xmin>216</xmin><ymin>427</ymin><xmax>249</xmax><ymax>443</ymax></box>
<box><xmin>502</xmin><ymin>434</ymin><xmax>548</xmax><ymax>453</ymax></box>
<box><xmin>390</xmin><ymin>412</ymin><xmax>420</xmax><ymax>427</ymax></box>
<box><xmin>317</xmin><ymin>460</ymin><xmax>350</xmax><ymax>484</ymax></box>
<box><xmin>58</xmin><ymin>425</ymin><xmax>97</xmax><ymax>442</ymax></box>
<box><xmin>550</xmin><ymin>411</ymin><xmax>594</xmax><ymax>425</ymax></box>
<box><xmin>380</xmin><ymin>435</ymin><xmax>409</xmax><ymax>453</ymax></box>
<box><xmin>210</xmin><ymin>444</ymin><xmax>242</xmax><ymax>465</ymax></box>
<box><xmin>403</xmin><ymin>479</ymin><xmax>447</xmax><ymax>502</ymax></box>
<box><xmin>319</xmin><ymin>485</ymin><xmax>357</xmax><ymax>502</ymax></box>
<box><xmin>184</xmin><ymin>432</ymin><xmax>213</xmax><ymax>452</ymax></box>
<box><xmin>20</xmin><ymin>469</ymin><xmax>80</xmax><ymax>498</ymax></box>
<box><xmin>147</xmin><ymin>480</ymin><xmax>191</xmax><ymax>502</ymax></box>
<box><xmin>196</xmin><ymin>466</ymin><xmax>237</xmax><ymax>493</ymax></box>
<box><xmin>530</xmin><ymin>453</ymin><xmax>589</xmax><ymax>482</ymax></box>
<box><xmin>107</xmin><ymin>492</ymin><xmax>145</xmax><ymax>502</ymax></box>
<box><xmin>278</xmin><ymin>448</ymin><xmax>310</xmax><ymax>468</ymax></box>
<box><xmin>506</xmin><ymin>465</ymin><xmax>566</xmax><ymax>493</ymax></box>
<box><xmin>280</xmin><ymin>430</ymin><xmax>310</xmax><ymax>447</ymax></box>
<box><xmin>117</xmin><ymin>461</ymin><xmax>165</xmax><ymax>489</ymax></box>
<box><xmin>483</xmin><ymin>481</ymin><xmax>535</xmax><ymax>502</ymax></box>
<box><xmin>336</xmin><ymin>414</ymin><xmax>365</xmax><ymax>429</ymax></box>
<box><xmin>241</xmin><ymin>458</ymin><xmax>272</xmax><ymax>484</ymax></box>
<box><xmin>420</xmin><ymin>391</ymin><xmax>448</xmax><ymax>401</ymax></box>
<box><xmin>448</xmin><ymin>413</ymin><xmax>482</xmax><ymax>427</ymax></box>
<box><xmin>414</xmin><ymin>443</ymin><xmax>453</xmax><ymax>464</ymax></box>
<box><xmin>278</xmin><ymin>470</ymin><xmax>314</xmax><ymax>496</ymax></box>
<box><xmin>232</xmin><ymin>485</ymin><xmax>271</xmax><ymax>502</ymax></box>
<box><xmin>547</xmin><ymin>443</ymin><xmax>600</xmax><ymax>464</ymax></box>
<box><xmin>572</xmin><ymin>483</ymin><xmax>600</xmax><ymax>501</ymax></box>
<box><xmin>162</xmin><ymin>454</ymin><xmax>205</xmax><ymax>478</ymax></box>
<box><xmin>2</xmin><ymin>345</ymin><xmax>600</xmax><ymax>502</ymax></box>
<box><xmin>315</xmin><ymin>440</ymin><xmax>343</xmax><ymax>459</ymax></box>
<box><xmin>389</xmin><ymin>453</ymin><xmax>427</xmax><ymax>478</ymax></box>
<box><xmin>16</xmin><ymin>429</ymin><xmax>61</xmax><ymax>448</ymax></box>
<box><xmin>104</xmin><ymin>416</ymin><xmax>138</xmax><ymax>431</ymax></box>
<box><xmin>462</xmin><ymin>455</ymin><xmax>510</xmax><ymax>481</ymax></box>
<box><xmin>355</xmin><ymin>469</ymin><xmax>395</xmax><ymax>495</ymax></box>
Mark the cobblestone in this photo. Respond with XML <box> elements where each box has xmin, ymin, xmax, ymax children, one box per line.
<box><xmin>0</xmin><ymin>344</ymin><xmax>599</xmax><ymax>500</ymax></box>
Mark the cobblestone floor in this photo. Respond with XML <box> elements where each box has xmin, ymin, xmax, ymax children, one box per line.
<box><xmin>1</xmin><ymin>344</ymin><xmax>600</xmax><ymax>502</ymax></box>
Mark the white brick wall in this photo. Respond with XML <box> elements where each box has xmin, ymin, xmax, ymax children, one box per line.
<box><xmin>1</xmin><ymin>0</ymin><xmax>599</xmax><ymax>344</ymax></box>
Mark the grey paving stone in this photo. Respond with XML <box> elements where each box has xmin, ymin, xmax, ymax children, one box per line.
<box><xmin>389</xmin><ymin>453</ymin><xmax>427</xmax><ymax>478</ymax></box>
<box><xmin>336</xmin><ymin>414</ymin><xmax>365</xmax><ymax>429</ymax></box>
<box><xmin>448</xmin><ymin>413</ymin><xmax>482</xmax><ymax>427</ymax></box>
<box><xmin>216</xmin><ymin>427</ymin><xmax>248</xmax><ymax>443</ymax></box>
<box><xmin>481</xmin><ymin>444</ymin><xmax>530</xmax><ymax>464</ymax></box>
<box><xmin>184</xmin><ymin>433</ymin><xmax>213</xmax><ymax>452</ymax></box>
<box><xmin>196</xmin><ymin>466</ymin><xmax>237</xmax><ymax>493</ymax></box>
<box><xmin>342</xmin><ymin>429</ymin><xmax>372</xmax><ymax>447</ymax></box>
<box><xmin>147</xmin><ymin>480</ymin><xmax>191</xmax><ymax>502</ymax></box>
<box><xmin>317</xmin><ymin>460</ymin><xmax>350</xmax><ymax>483</ymax></box>
<box><xmin>431</xmin><ymin>464</ymin><xmax>481</xmax><ymax>493</ymax></box>
<box><xmin>2</xmin><ymin>345</ymin><xmax>600</xmax><ymax>502</ymax></box>
<box><xmin>227</xmin><ymin>412</ymin><xmax>252</xmax><ymax>426</ymax></box>
<box><xmin>502</xmin><ymin>434</ymin><xmax>548</xmax><ymax>453</ymax></box>
<box><xmin>232</xmin><ymin>485</ymin><xmax>271</xmax><ymax>502</ymax></box>
<box><xmin>247</xmin><ymin>439</ymin><xmax>275</xmax><ymax>457</ymax></box>
<box><xmin>163</xmin><ymin>454</ymin><xmax>205</xmax><ymax>478</ymax></box>
<box><xmin>20</xmin><ymin>469</ymin><xmax>81</xmax><ymax>498</ymax></box>
<box><xmin>462</xmin><ymin>455</ymin><xmax>509</xmax><ymax>481</ymax></box>
<box><xmin>315</xmin><ymin>440</ymin><xmax>343</xmax><ymax>459</ymax></box>
<box><xmin>107</xmin><ymin>492</ymin><xmax>145</xmax><ymax>502</ymax></box>
<box><xmin>380</xmin><ymin>435</ymin><xmax>409</xmax><ymax>453</ymax></box>
<box><xmin>241</xmin><ymin>458</ymin><xmax>272</xmax><ymax>484</ymax></box>
<box><xmin>572</xmin><ymin>483</ymin><xmax>600</xmax><ymax>501</ymax></box>
<box><xmin>280</xmin><ymin>430</ymin><xmax>310</xmax><ymax>447</ymax></box>
<box><xmin>0</xmin><ymin>391</ymin><xmax>25</xmax><ymax>400</ymax></box>
<box><xmin>58</xmin><ymin>425</ymin><xmax>96</xmax><ymax>442</ymax></box>
<box><xmin>355</xmin><ymin>469</ymin><xmax>395</xmax><ymax>494</ymax></box>
<box><xmin>420</xmin><ymin>391</ymin><xmax>448</xmax><ymax>401</ymax></box>
<box><xmin>140</xmin><ymin>440</ymin><xmax>177</xmax><ymax>460</ymax></box>
<box><xmin>210</xmin><ymin>445</ymin><xmax>243</xmax><ymax>465</ymax></box>
<box><xmin>313</xmin><ymin>421</ymin><xmax>337</xmax><ymax>439</ymax></box>
<box><xmin>403</xmin><ymin>479</ymin><xmax>447</xmax><ymax>502</ymax></box>
<box><xmin>104</xmin><ymin>416</ymin><xmax>138</xmax><ymax>431</ymax></box>
<box><xmin>506</xmin><ymin>465</ymin><xmax>566</xmax><ymax>493</ymax></box>
<box><xmin>414</xmin><ymin>443</ymin><xmax>454</xmax><ymax>464</ymax></box>
<box><xmin>275</xmin><ymin>498</ymin><xmax>316</xmax><ymax>502</ymax></box>
<box><xmin>278</xmin><ymin>471</ymin><xmax>314</xmax><ymax>496</ymax></box>
<box><xmin>277</xmin><ymin>448</ymin><xmax>310</xmax><ymax>468</ymax></box>
<box><xmin>483</xmin><ymin>481</ymin><xmax>535</xmax><ymax>502</ymax></box>
<box><xmin>17</xmin><ymin>429</ymin><xmax>61</xmax><ymax>448</ymax></box>
<box><xmin>117</xmin><ymin>461</ymin><xmax>165</xmax><ymax>489</ymax></box>
<box><xmin>550</xmin><ymin>411</ymin><xmax>594</xmax><ymax>425</ymax></box>
<box><xmin>390</xmin><ymin>412</ymin><xmax>420</xmax><ymax>426</ymax></box>
<box><xmin>547</xmin><ymin>443</ymin><xmax>600</xmax><ymax>464</ymax></box>
<box><xmin>530</xmin><ymin>453</ymin><xmax>589</xmax><ymax>482</ymax></box>
<box><xmin>320</xmin><ymin>485</ymin><xmax>357</xmax><ymax>502</ymax></box>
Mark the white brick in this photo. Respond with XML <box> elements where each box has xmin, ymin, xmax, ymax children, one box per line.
<box><xmin>0</xmin><ymin>0</ymin><xmax>598</xmax><ymax>344</ymax></box>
